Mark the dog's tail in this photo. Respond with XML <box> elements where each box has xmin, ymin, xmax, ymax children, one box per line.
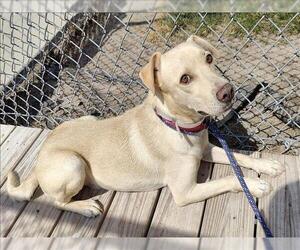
<box><xmin>7</xmin><ymin>171</ymin><xmax>39</xmax><ymax>201</ymax></box>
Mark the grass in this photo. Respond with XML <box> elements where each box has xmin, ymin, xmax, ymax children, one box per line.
<box><xmin>152</xmin><ymin>13</ymin><xmax>300</xmax><ymax>41</ymax></box>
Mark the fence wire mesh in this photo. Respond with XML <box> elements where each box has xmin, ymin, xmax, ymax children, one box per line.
<box><xmin>0</xmin><ymin>12</ymin><xmax>299</xmax><ymax>154</ymax></box>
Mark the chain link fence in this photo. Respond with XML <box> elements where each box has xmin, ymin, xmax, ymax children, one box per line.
<box><xmin>1</xmin><ymin>12</ymin><xmax>299</xmax><ymax>154</ymax></box>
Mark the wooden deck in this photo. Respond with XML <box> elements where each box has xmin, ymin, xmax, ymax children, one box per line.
<box><xmin>0</xmin><ymin>125</ymin><xmax>299</xmax><ymax>237</ymax></box>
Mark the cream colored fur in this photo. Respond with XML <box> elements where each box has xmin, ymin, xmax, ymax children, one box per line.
<box><xmin>7</xmin><ymin>36</ymin><xmax>285</xmax><ymax>217</ymax></box>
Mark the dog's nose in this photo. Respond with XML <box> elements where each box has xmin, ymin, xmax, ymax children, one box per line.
<box><xmin>216</xmin><ymin>83</ymin><xmax>234</xmax><ymax>103</ymax></box>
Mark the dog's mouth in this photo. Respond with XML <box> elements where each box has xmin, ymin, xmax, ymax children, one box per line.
<box><xmin>197</xmin><ymin>110</ymin><xmax>209</xmax><ymax>116</ymax></box>
<box><xmin>197</xmin><ymin>102</ymin><xmax>233</xmax><ymax>116</ymax></box>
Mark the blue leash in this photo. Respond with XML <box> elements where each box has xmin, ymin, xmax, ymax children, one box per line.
<box><xmin>208</xmin><ymin>120</ymin><xmax>273</xmax><ymax>238</ymax></box>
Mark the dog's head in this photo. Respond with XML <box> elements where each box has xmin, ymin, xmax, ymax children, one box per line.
<box><xmin>140</xmin><ymin>35</ymin><xmax>234</xmax><ymax>121</ymax></box>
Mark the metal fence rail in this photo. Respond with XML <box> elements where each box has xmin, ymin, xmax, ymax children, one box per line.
<box><xmin>0</xmin><ymin>12</ymin><xmax>299</xmax><ymax>154</ymax></box>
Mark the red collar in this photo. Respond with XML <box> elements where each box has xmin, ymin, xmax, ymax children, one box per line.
<box><xmin>154</xmin><ymin>108</ymin><xmax>208</xmax><ymax>135</ymax></box>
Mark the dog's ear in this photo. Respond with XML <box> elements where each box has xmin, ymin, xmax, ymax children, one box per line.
<box><xmin>139</xmin><ymin>52</ymin><xmax>161</xmax><ymax>94</ymax></box>
<box><xmin>187</xmin><ymin>35</ymin><xmax>220</xmax><ymax>58</ymax></box>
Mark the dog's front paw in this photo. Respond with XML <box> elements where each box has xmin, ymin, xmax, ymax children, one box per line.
<box><xmin>244</xmin><ymin>178</ymin><xmax>272</xmax><ymax>198</ymax></box>
<box><xmin>256</xmin><ymin>159</ymin><xmax>285</xmax><ymax>177</ymax></box>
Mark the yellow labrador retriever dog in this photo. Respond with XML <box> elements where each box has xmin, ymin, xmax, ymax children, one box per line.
<box><xmin>7</xmin><ymin>36</ymin><xmax>285</xmax><ymax>217</ymax></box>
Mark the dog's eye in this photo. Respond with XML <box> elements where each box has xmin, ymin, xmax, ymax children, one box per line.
<box><xmin>180</xmin><ymin>74</ymin><xmax>191</xmax><ymax>85</ymax></box>
<box><xmin>206</xmin><ymin>54</ymin><xmax>213</xmax><ymax>64</ymax></box>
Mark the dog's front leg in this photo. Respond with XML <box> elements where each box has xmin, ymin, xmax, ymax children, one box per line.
<box><xmin>167</xmin><ymin>157</ymin><xmax>271</xmax><ymax>207</ymax></box>
<box><xmin>202</xmin><ymin>143</ymin><xmax>285</xmax><ymax>177</ymax></box>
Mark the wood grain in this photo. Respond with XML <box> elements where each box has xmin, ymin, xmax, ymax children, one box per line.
<box><xmin>257</xmin><ymin>153</ymin><xmax>300</xmax><ymax>237</ymax></box>
<box><xmin>0</xmin><ymin>126</ymin><xmax>42</xmax><ymax>185</ymax></box>
<box><xmin>0</xmin><ymin>130</ymin><xmax>50</xmax><ymax>236</ymax></box>
<box><xmin>50</xmin><ymin>238</ymin><xmax>98</xmax><ymax>249</ymax></box>
<box><xmin>0</xmin><ymin>125</ymin><xmax>15</xmax><ymax>145</ymax></box>
<box><xmin>0</xmin><ymin>238</ymin><xmax>12</xmax><ymax>249</ymax></box>
<box><xmin>5</xmin><ymin>238</ymin><xmax>53</xmax><ymax>250</ymax></box>
<box><xmin>256</xmin><ymin>238</ymin><xmax>300</xmax><ymax>250</ymax></box>
<box><xmin>97</xmin><ymin>190</ymin><xmax>160</xmax><ymax>237</ymax></box>
<box><xmin>199</xmin><ymin>238</ymin><xmax>254</xmax><ymax>250</ymax></box>
<box><xmin>147</xmin><ymin>161</ymin><xmax>212</xmax><ymax>237</ymax></box>
<box><xmin>96</xmin><ymin>238</ymin><xmax>148</xmax><ymax>250</ymax></box>
<box><xmin>199</xmin><ymin>152</ymin><xmax>259</xmax><ymax>237</ymax></box>
<box><xmin>147</xmin><ymin>238</ymin><xmax>200</xmax><ymax>250</ymax></box>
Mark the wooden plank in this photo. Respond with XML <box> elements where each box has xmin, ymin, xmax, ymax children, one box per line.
<box><xmin>199</xmin><ymin>238</ymin><xmax>254</xmax><ymax>250</ymax></box>
<box><xmin>51</xmin><ymin>238</ymin><xmax>148</xmax><ymax>250</ymax></box>
<box><xmin>147</xmin><ymin>161</ymin><xmax>212</xmax><ymax>237</ymax></box>
<box><xmin>50</xmin><ymin>238</ymin><xmax>98</xmax><ymax>249</ymax></box>
<box><xmin>256</xmin><ymin>238</ymin><xmax>300</xmax><ymax>250</ymax></box>
<box><xmin>97</xmin><ymin>190</ymin><xmax>160</xmax><ymax>237</ymax></box>
<box><xmin>0</xmin><ymin>125</ymin><xmax>15</xmax><ymax>145</ymax></box>
<box><xmin>0</xmin><ymin>238</ymin><xmax>12</xmax><ymax>249</ymax></box>
<box><xmin>51</xmin><ymin>188</ymin><xmax>115</xmax><ymax>237</ymax></box>
<box><xmin>0</xmin><ymin>130</ymin><xmax>50</xmax><ymax>236</ymax></box>
<box><xmin>96</xmin><ymin>238</ymin><xmax>148</xmax><ymax>250</ymax></box>
<box><xmin>5</xmin><ymin>238</ymin><xmax>53</xmax><ymax>250</ymax></box>
<box><xmin>199</xmin><ymin>152</ymin><xmax>259</xmax><ymax>237</ymax></box>
<box><xmin>147</xmin><ymin>238</ymin><xmax>200</xmax><ymax>250</ymax></box>
<box><xmin>257</xmin><ymin>153</ymin><xmax>300</xmax><ymax>237</ymax></box>
<box><xmin>0</xmin><ymin>126</ymin><xmax>42</xmax><ymax>186</ymax></box>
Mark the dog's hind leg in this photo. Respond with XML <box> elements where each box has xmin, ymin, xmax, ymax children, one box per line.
<box><xmin>36</xmin><ymin>150</ymin><xmax>103</xmax><ymax>217</ymax></box>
